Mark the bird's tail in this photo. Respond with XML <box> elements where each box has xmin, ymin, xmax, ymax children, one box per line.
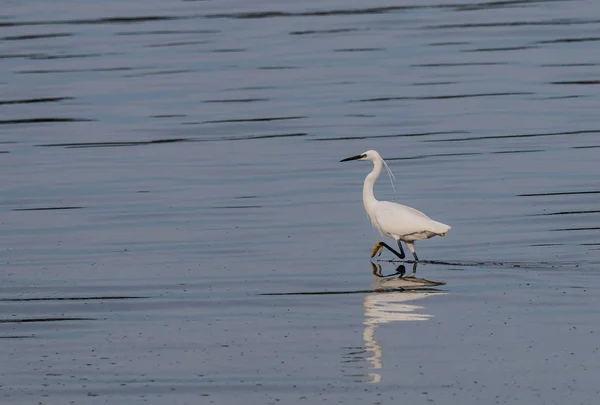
<box><xmin>433</xmin><ymin>221</ymin><xmax>451</xmax><ymax>237</ymax></box>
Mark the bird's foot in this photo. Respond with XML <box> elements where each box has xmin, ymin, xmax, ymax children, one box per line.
<box><xmin>370</xmin><ymin>242</ymin><xmax>384</xmax><ymax>258</ymax></box>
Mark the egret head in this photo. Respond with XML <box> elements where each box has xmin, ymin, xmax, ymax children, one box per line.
<box><xmin>340</xmin><ymin>150</ymin><xmax>395</xmax><ymax>190</ymax></box>
<box><xmin>340</xmin><ymin>150</ymin><xmax>381</xmax><ymax>163</ymax></box>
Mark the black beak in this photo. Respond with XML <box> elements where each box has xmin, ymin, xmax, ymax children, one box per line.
<box><xmin>340</xmin><ymin>154</ymin><xmax>365</xmax><ymax>162</ymax></box>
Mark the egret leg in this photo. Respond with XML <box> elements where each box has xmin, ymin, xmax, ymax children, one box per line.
<box><xmin>374</xmin><ymin>241</ymin><xmax>406</xmax><ymax>260</ymax></box>
<box><xmin>396</xmin><ymin>240</ymin><xmax>406</xmax><ymax>259</ymax></box>
<box><xmin>406</xmin><ymin>242</ymin><xmax>419</xmax><ymax>262</ymax></box>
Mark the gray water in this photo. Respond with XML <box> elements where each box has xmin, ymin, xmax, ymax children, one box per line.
<box><xmin>2</xmin><ymin>0</ymin><xmax>600</xmax><ymax>404</ymax></box>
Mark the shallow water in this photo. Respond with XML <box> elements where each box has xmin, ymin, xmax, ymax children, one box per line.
<box><xmin>2</xmin><ymin>0</ymin><xmax>600</xmax><ymax>404</ymax></box>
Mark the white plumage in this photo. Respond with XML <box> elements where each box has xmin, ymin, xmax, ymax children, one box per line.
<box><xmin>341</xmin><ymin>149</ymin><xmax>451</xmax><ymax>261</ymax></box>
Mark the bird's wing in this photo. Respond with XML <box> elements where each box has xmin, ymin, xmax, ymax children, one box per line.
<box><xmin>373</xmin><ymin>201</ymin><xmax>449</xmax><ymax>237</ymax></box>
<box><xmin>393</xmin><ymin>203</ymin><xmax>430</xmax><ymax>220</ymax></box>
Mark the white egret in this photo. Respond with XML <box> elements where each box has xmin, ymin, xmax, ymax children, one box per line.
<box><xmin>341</xmin><ymin>150</ymin><xmax>451</xmax><ymax>262</ymax></box>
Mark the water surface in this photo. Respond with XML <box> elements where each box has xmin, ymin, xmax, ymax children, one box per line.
<box><xmin>2</xmin><ymin>0</ymin><xmax>600</xmax><ymax>404</ymax></box>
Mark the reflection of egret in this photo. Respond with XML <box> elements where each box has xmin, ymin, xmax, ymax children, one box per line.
<box><xmin>340</xmin><ymin>150</ymin><xmax>451</xmax><ymax>262</ymax></box>
<box><xmin>372</xmin><ymin>261</ymin><xmax>418</xmax><ymax>278</ymax></box>
<box><xmin>371</xmin><ymin>262</ymin><xmax>445</xmax><ymax>282</ymax></box>
<box><xmin>363</xmin><ymin>264</ymin><xmax>446</xmax><ymax>384</ymax></box>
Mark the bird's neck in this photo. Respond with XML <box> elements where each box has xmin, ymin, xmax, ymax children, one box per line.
<box><xmin>362</xmin><ymin>158</ymin><xmax>381</xmax><ymax>209</ymax></box>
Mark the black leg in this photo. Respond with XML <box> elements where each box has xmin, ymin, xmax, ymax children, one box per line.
<box><xmin>406</xmin><ymin>241</ymin><xmax>419</xmax><ymax>262</ymax></box>
<box><xmin>378</xmin><ymin>242</ymin><xmax>406</xmax><ymax>260</ymax></box>
<box><xmin>396</xmin><ymin>240</ymin><xmax>406</xmax><ymax>259</ymax></box>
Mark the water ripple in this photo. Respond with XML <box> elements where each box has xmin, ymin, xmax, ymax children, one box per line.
<box><xmin>425</xmin><ymin>129</ymin><xmax>600</xmax><ymax>143</ymax></box>
<box><xmin>0</xmin><ymin>97</ymin><xmax>73</xmax><ymax>105</ymax></box>
<box><xmin>0</xmin><ymin>118</ymin><xmax>93</xmax><ymax>125</ymax></box>
<box><xmin>356</xmin><ymin>92</ymin><xmax>532</xmax><ymax>102</ymax></box>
